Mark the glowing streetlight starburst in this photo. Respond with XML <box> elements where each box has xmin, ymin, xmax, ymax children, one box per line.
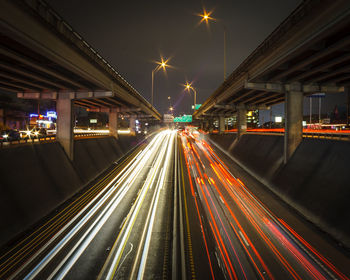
<box><xmin>184</xmin><ymin>82</ymin><xmax>192</xmax><ymax>91</ymax></box>
<box><xmin>151</xmin><ymin>56</ymin><xmax>173</xmax><ymax>106</ymax></box>
<box><xmin>183</xmin><ymin>81</ymin><xmax>197</xmax><ymax>110</ymax></box>
<box><xmin>199</xmin><ymin>9</ymin><xmax>214</xmax><ymax>25</ymax></box>
<box><xmin>155</xmin><ymin>57</ymin><xmax>171</xmax><ymax>72</ymax></box>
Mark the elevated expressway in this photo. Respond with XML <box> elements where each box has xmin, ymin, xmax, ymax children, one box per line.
<box><xmin>193</xmin><ymin>0</ymin><xmax>350</xmax><ymax>162</ymax></box>
<box><xmin>0</xmin><ymin>0</ymin><xmax>161</xmax><ymax>159</ymax></box>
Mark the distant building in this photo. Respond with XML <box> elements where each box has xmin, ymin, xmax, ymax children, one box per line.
<box><xmin>0</xmin><ymin>108</ymin><xmax>27</xmax><ymax>130</ymax></box>
<box><xmin>247</xmin><ymin>110</ymin><xmax>259</xmax><ymax>128</ymax></box>
<box><xmin>212</xmin><ymin>110</ymin><xmax>259</xmax><ymax>130</ymax></box>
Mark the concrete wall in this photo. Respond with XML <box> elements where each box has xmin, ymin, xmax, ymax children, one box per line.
<box><xmin>208</xmin><ymin>134</ymin><xmax>237</xmax><ymax>151</ymax></box>
<box><xmin>0</xmin><ymin>135</ymin><xmax>143</xmax><ymax>247</ymax></box>
<box><xmin>209</xmin><ymin>133</ymin><xmax>350</xmax><ymax>248</ymax></box>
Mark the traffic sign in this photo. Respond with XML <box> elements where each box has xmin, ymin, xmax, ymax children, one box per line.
<box><xmin>173</xmin><ymin>115</ymin><xmax>192</xmax><ymax>122</ymax></box>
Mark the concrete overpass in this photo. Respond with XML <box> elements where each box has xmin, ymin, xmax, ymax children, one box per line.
<box><xmin>193</xmin><ymin>0</ymin><xmax>350</xmax><ymax>163</ymax></box>
<box><xmin>0</xmin><ymin>0</ymin><xmax>161</xmax><ymax>159</ymax></box>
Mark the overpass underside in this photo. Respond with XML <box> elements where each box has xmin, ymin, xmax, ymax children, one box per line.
<box><xmin>194</xmin><ymin>0</ymin><xmax>350</xmax><ymax>163</ymax></box>
<box><xmin>0</xmin><ymin>0</ymin><xmax>161</xmax><ymax>159</ymax></box>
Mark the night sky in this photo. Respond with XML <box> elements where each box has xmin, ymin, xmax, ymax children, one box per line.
<box><xmin>46</xmin><ymin>0</ymin><xmax>302</xmax><ymax>116</ymax></box>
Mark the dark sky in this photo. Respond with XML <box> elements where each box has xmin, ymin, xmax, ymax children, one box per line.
<box><xmin>46</xmin><ymin>0</ymin><xmax>302</xmax><ymax>115</ymax></box>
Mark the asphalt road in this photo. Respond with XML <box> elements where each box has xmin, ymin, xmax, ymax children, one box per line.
<box><xmin>1</xmin><ymin>129</ymin><xmax>349</xmax><ymax>279</ymax></box>
<box><xmin>0</xmin><ymin>130</ymin><xmax>176</xmax><ymax>280</ymax></box>
<box><xmin>179</xmin><ymin>130</ymin><xmax>350</xmax><ymax>280</ymax></box>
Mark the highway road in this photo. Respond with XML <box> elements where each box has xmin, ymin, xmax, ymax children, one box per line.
<box><xmin>179</xmin><ymin>130</ymin><xmax>349</xmax><ymax>280</ymax></box>
<box><xmin>0</xmin><ymin>130</ymin><xmax>177</xmax><ymax>279</ymax></box>
<box><xmin>0</xmin><ymin>129</ymin><xmax>349</xmax><ymax>279</ymax></box>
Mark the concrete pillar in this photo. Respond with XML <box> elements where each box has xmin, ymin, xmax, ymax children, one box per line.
<box><xmin>56</xmin><ymin>92</ymin><xmax>74</xmax><ymax>160</ymax></box>
<box><xmin>109</xmin><ymin>107</ymin><xmax>119</xmax><ymax>139</ymax></box>
<box><xmin>205</xmin><ymin>120</ymin><xmax>209</xmax><ymax>131</ymax></box>
<box><xmin>129</xmin><ymin>115</ymin><xmax>136</xmax><ymax>133</ymax></box>
<box><xmin>346</xmin><ymin>87</ymin><xmax>349</xmax><ymax>126</ymax></box>
<box><xmin>237</xmin><ymin>107</ymin><xmax>247</xmax><ymax>139</ymax></box>
<box><xmin>284</xmin><ymin>91</ymin><xmax>303</xmax><ymax>163</ymax></box>
<box><xmin>209</xmin><ymin>119</ymin><xmax>214</xmax><ymax>133</ymax></box>
<box><xmin>219</xmin><ymin>116</ymin><xmax>225</xmax><ymax>134</ymax></box>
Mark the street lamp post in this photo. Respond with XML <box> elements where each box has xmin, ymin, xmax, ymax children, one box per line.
<box><xmin>199</xmin><ymin>10</ymin><xmax>227</xmax><ymax>80</ymax></box>
<box><xmin>223</xmin><ymin>26</ymin><xmax>227</xmax><ymax>80</ymax></box>
<box><xmin>168</xmin><ymin>96</ymin><xmax>171</xmax><ymax>108</ymax></box>
<box><xmin>151</xmin><ymin>59</ymin><xmax>169</xmax><ymax>107</ymax></box>
<box><xmin>185</xmin><ymin>83</ymin><xmax>197</xmax><ymax>109</ymax></box>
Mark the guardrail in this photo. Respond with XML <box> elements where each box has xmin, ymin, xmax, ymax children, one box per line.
<box><xmin>0</xmin><ymin>132</ymin><xmax>111</xmax><ymax>148</ymax></box>
<box><xmin>74</xmin><ymin>132</ymin><xmax>110</xmax><ymax>138</ymax></box>
<box><xmin>0</xmin><ymin>135</ymin><xmax>55</xmax><ymax>148</ymax></box>
<box><xmin>210</xmin><ymin>129</ymin><xmax>350</xmax><ymax>141</ymax></box>
<box><xmin>302</xmin><ymin>131</ymin><xmax>350</xmax><ymax>141</ymax></box>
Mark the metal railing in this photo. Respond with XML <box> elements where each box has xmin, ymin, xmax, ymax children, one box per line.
<box><xmin>0</xmin><ymin>135</ymin><xmax>55</xmax><ymax>148</ymax></box>
<box><xmin>0</xmin><ymin>132</ymin><xmax>111</xmax><ymax>148</ymax></box>
<box><xmin>217</xmin><ymin>129</ymin><xmax>350</xmax><ymax>141</ymax></box>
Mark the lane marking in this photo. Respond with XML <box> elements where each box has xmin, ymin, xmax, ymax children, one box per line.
<box><xmin>119</xmin><ymin>217</ymin><xmax>127</xmax><ymax>230</ymax></box>
<box><xmin>180</xmin><ymin>143</ymin><xmax>197</xmax><ymax>280</ymax></box>
<box><xmin>238</xmin><ymin>231</ymin><xmax>250</xmax><ymax>247</ymax></box>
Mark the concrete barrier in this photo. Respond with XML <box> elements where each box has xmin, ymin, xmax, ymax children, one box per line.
<box><xmin>209</xmin><ymin>133</ymin><xmax>350</xmax><ymax>248</ymax></box>
<box><xmin>0</xmin><ymin>135</ymin><xmax>143</xmax><ymax>248</ymax></box>
<box><xmin>208</xmin><ymin>134</ymin><xmax>236</xmax><ymax>150</ymax></box>
<box><xmin>272</xmin><ymin>138</ymin><xmax>350</xmax><ymax>245</ymax></box>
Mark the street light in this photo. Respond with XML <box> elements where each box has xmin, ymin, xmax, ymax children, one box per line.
<box><xmin>151</xmin><ymin>57</ymin><xmax>170</xmax><ymax>107</ymax></box>
<box><xmin>199</xmin><ymin>9</ymin><xmax>214</xmax><ymax>24</ymax></box>
<box><xmin>198</xmin><ymin>9</ymin><xmax>227</xmax><ymax>80</ymax></box>
<box><xmin>184</xmin><ymin>82</ymin><xmax>197</xmax><ymax>110</ymax></box>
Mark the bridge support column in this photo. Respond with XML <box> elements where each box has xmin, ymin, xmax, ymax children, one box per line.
<box><xmin>109</xmin><ymin>107</ymin><xmax>119</xmax><ymax>139</ymax></box>
<box><xmin>199</xmin><ymin>121</ymin><xmax>204</xmax><ymax>130</ymax></box>
<box><xmin>346</xmin><ymin>87</ymin><xmax>350</xmax><ymax>126</ymax></box>
<box><xmin>219</xmin><ymin>116</ymin><xmax>225</xmax><ymax>134</ymax></box>
<box><xmin>204</xmin><ymin>120</ymin><xmax>209</xmax><ymax>131</ymax></box>
<box><xmin>284</xmin><ymin>91</ymin><xmax>303</xmax><ymax>163</ymax></box>
<box><xmin>56</xmin><ymin>92</ymin><xmax>74</xmax><ymax>160</ymax></box>
<box><xmin>237</xmin><ymin>107</ymin><xmax>247</xmax><ymax>139</ymax></box>
<box><xmin>209</xmin><ymin>119</ymin><xmax>214</xmax><ymax>133</ymax></box>
<box><xmin>129</xmin><ymin>115</ymin><xmax>136</xmax><ymax>133</ymax></box>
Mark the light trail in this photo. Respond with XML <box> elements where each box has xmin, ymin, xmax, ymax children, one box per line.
<box><xmin>101</xmin><ymin>132</ymin><xmax>169</xmax><ymax>279</ymax></box>
<box><xmin>0</xmin><ymin>145</ymin><xmax>143</xmax><ymax>279</ymax></box>
<box><xmin>180</xmin><ymin>145</ymin><xmax>215</xmax><ymax>279</ymax></box>
<box><xmin>22</xmin><ymin>134</ymin><xmax>162</xmax><ymax>279</ymax></box>
<box><xmin>9</xmin><ymin>130</ymin><xmax>172</xmax><ymax>279</ymax></box>
<box><xmin>182</xmin><ymin>134</ymin><xmax>253</xmax><ymax>279</ymax></box>
<box><xmin>180</xmin><ymin>131</ymin><xmax>348</xmax><ymax>280</ymax></box>
<box><xmin>136</xmin><ymin>131</ymin><xmax>176</xmax><ymax>279</ymax></box>
<box><xmin>99</xmin><ymin>130</ymin><xmax>176</xmax><ymax>280</ymax></box>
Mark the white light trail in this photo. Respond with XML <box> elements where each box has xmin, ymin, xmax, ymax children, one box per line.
<box><xmin>137</xmin><ymin>131</ymin><xmax>176</xmax><ymax>279</ymax></box>
<box><xmin>101</xmin><ymin>130</ymin><xmax>175</xmax><ymax>280</ymax></box>
<box><xmin>20</xmin><ymin>132</ymin><xmax>164</xmax><ymax>280</ymax></box>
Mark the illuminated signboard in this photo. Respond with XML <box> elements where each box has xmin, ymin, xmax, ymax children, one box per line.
<box><xmin>30</xmin><ymin>111</ymin><xmax>57</xmax><ymax>119</ymax></box>
<box><xmin>46</xmin><ymin>111</ymin><xmax>57</xmax><ymax>119</ymax></box>
<box><xmin>173</xmin><ymin>115</ymin><xmax>192</xmax><ymax>123</ymax></box>
<box><xmin>90</xmin><ymin>119</ymin><xmax>97</xmax><ymax>123</ymax></box>
<box><xmin>191</xmin><ymin>104</ymin><xmax>202</xmax><ymax>110</ymax></box>
<box><xmin>275</xmin><ymin>116</ymin><xmax>282</xmax><ymax>123</ymax></box>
